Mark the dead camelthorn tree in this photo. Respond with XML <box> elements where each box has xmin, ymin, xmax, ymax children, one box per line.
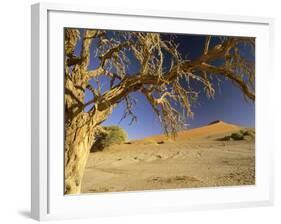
<box><xmin>64</xmin><ymin>28</ymin><xmax>255</xmax><ymax>194</ymax></box>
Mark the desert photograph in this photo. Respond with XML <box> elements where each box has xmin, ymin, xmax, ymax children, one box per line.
<box><xmin>64</xmin><ymin>28</ymin><xmax>255</xmax><ymax>194</ymax></box>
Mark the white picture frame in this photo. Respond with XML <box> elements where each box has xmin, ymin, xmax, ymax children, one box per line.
<box><xmin>31</xmin><ymin>2</ymin><xmax>274</xmax><ymax>221</ymax></box>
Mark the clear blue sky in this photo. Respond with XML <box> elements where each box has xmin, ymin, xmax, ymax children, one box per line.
<box><xmin>73</xmin><ymin>29</ymin><xmax>255</xmax><ymax>140</ymax></box>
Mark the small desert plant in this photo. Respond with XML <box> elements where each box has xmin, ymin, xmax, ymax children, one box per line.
<box><xmin>104</xmin><ymin>126</ymin><xmax>128</xmax><ymax>145</ymax></box>
<box><xmin>91</xmin><ymin>126</ymin><xmax>128</xmax><ymax>151</ymax></box>
<box><xmin>241</xmin><ymin>129</ymin><xmax>255</xmax><ymax>138</ymax></box>
<box><xmin>231</xmin><ymin>132</ymin><xmax>244</xmax><ymax>140</ymax></box>
<box><xmin>219</xmin><ymin>135</ymin><xmax>232</xmax><ymax>141</ymax></box>
<box><xmin>218</xmin><ymin>128</ymin><xmax>255</xmax><ymax>141</ymax></box>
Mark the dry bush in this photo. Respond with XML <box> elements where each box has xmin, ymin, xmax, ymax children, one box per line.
<box><xmin>219</xmin><ymin>129</ymin><xmax>255</xmax><ymax>141</ymax></box>
<box><xmin>91</xmin><ymin>126</ymin><xmax>128</xmax><ymax>151</ymax></box>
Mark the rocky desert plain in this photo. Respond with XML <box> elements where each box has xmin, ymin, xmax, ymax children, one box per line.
<box><xmin>81</xmin><ymin>120</ymin><xmax>255</xmax><ymax>193</ymax></box>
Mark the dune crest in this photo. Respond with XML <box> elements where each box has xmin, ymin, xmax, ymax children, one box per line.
<box><xmin>207</xmin><ymin>120</ymin><xmax>224</xmax><ymax>125</ymax></box>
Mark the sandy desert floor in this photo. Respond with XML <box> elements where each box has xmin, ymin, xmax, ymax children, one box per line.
<box><xmin>81</xmin><ymin>121</ymin><xmax>255</xmax><ymax>193</ymax></box>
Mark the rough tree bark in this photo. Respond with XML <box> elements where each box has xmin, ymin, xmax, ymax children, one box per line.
<box><xmin>64</xmin><ymin>110</ymin><xmax>112</xmax><ymax>194</ymax></box>
<box><xmin>64</xmin><ymin>29</ymin><xmax>255</xmax><ymax>194</ymax></box>
<box><xmin>64</xmin><ymin>29</ymin><xmax>112</xmax><ymax>194</ymax></box>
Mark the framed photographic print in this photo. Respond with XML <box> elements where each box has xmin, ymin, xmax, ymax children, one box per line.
<box><xmin>31</xmin><ymin>2</ymin><xmax>274</xmax><ymax>221</ymax></box>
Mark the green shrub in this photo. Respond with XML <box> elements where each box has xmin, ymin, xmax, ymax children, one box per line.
<box><xmin>218</xmin><ymin>128</ymin><xmax>255</xmax><ymax>141</ymax></box>
<box><xmin>103</xmin><ymin>126</ymin><xmax>128</xmax><ymax>145</ymax></box>
<box><xmin>91</xmin><ymin>126</ymin><xmax>128</xmax><ymax>151</ymax></box>
<box><xmin>231</xmin><ymin>132</ymin><xmax>244</xmax><ymax>140</ymax></box>
<box><xmin>241</xmin><ymin>129</ymin><xmax>255</xmax><ymax>138</ymax></box>
<box><xmin>219</xmin><ymin>135</ymin><xmax>232</xmax><ymax>141</ymax></box>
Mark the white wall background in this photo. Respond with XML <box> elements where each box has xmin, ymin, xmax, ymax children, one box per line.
<box><xmin>0</xmin><ymin>0</ymin><xmax>279</xmax><ymax>223</ymax></box>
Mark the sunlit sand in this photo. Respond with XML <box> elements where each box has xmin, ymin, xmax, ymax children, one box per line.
<box><xmin>81</xmin><ymin>121</ymin><xmax>255</xmax><ymax>193</ymax></box>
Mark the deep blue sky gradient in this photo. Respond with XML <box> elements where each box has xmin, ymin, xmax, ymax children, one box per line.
<box><xmin>73</xmin><ymin>30</ymin><xmax>255</xmax><ymax>140</ymax></box>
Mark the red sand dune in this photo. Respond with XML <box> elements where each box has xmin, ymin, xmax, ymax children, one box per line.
<box><xmin>133</xmin><ymin>120</ymin><xmax>241</xmax><ymax>143</ymax></box>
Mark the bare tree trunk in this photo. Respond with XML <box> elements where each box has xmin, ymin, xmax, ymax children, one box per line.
<box><xmin>64</xmin><ymin>109</ymin><xmax>113</xmax><ymax>194</ymax></box>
